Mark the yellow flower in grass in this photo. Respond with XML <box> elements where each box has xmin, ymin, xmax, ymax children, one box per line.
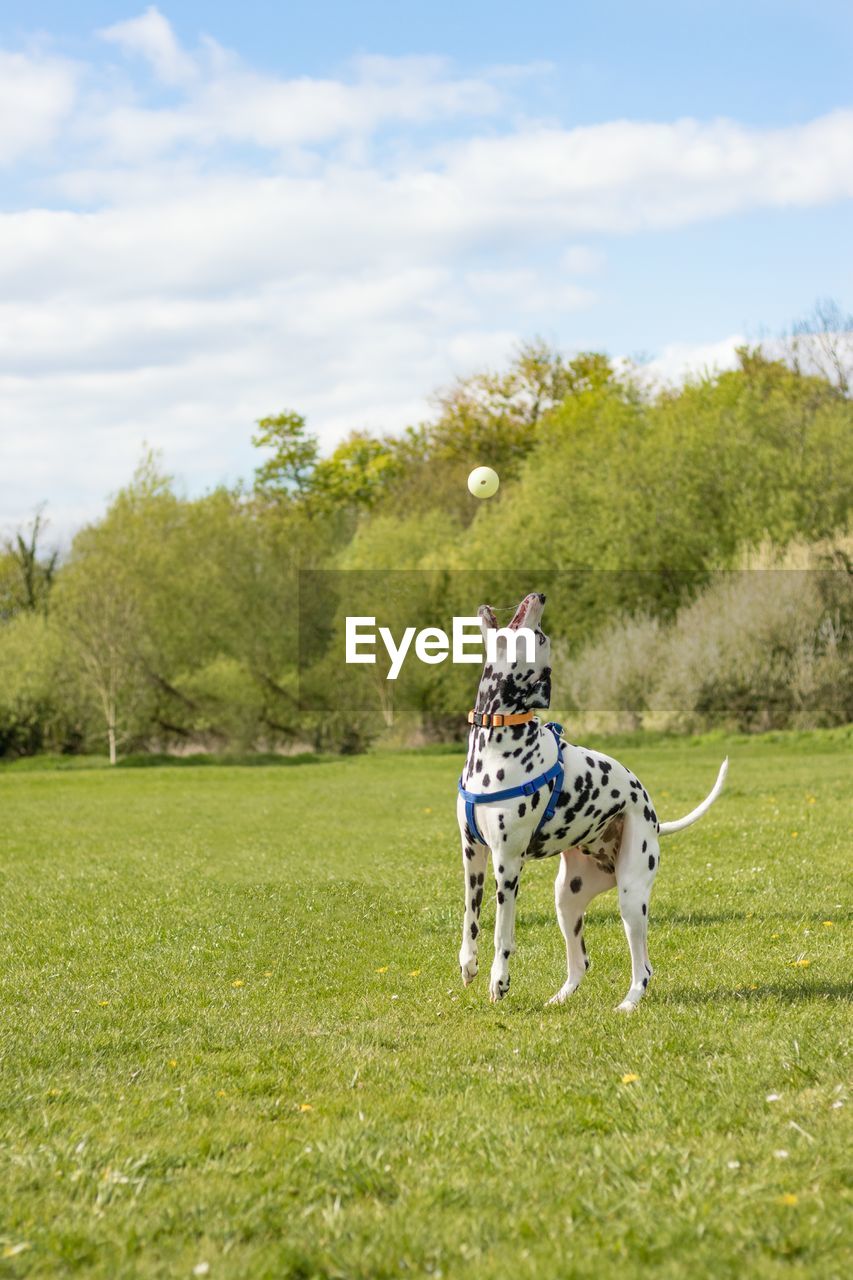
<box><xmin>98</xmin><ymin>1000</ymin><xmax>110</xmax><ymax>1007</ymax></box>
<box><xmin>822</xmin><ymin>921</ymin><xmax>833</xmax><ymax>928</ymax></box>
<box><xmin>778</xmin><ymin>1193</ymin><xmax>798</xmax><ymax>1207</ymax></box>
<box><xmin>375</xmin><ymin>966</ymin><xmax>389</xmax><ymax>973</ymax></box>
<box><xmin>168</xmin><ymin>1059</ymin><xmax>178</xmax><ymax>1069</ymax></box>
<box><xmin>409</xmin><ymin>969</ymin><xmax>422</xmax><ymax>977</ymax></box>
<box><xmin>216</xmin><ymin>1089</ymin><xmax>227</xmax><ymax>1098</ymax></box>
<box><xmin>231</xmin><ymin>979</ymin><xmax>244</xmax><ymax>988</ymax></box>
<box><xmin>791</xmin><ymin>958</ymin><xmax>811</xmax><ymax>968</ymax></box>
<box><xmin>299</xmin><ymin>1103</ymin><xmax>313</xmax><ymax>1112</ymax></box>
<box><xmin>621</xmin><ymin>1073</ymin><xmax>640</xmax><ymax>1085</ymax></box>
<box><xmin>790</xmin><ymin>831</ymin><xmax>798</xmax><ymax>839</ymax></box>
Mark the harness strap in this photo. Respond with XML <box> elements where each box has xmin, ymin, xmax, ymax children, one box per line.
<box><xmin>459</xmin><ymin>722</ymin><xmax>565</xmax><ymax>846</ymax></box>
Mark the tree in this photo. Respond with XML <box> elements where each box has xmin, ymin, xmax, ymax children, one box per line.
<box><xmin>252</xmin><ymin>411</ymin><xmax>319</xmax><ymax>498</ymax></box>
<box><xmin>788</xmin><ymin>299</ymin><xmax>853</xmax><ymax>395</ymax></box>
<box><xmin>54</xmin><ymin>548</ymin><xmax>145</xmax><ymax>764</ymax></box>
<box><xmin>1</xmin><ymin>507</ymin><xmax>58</xmax><ymax>619</ymax></box>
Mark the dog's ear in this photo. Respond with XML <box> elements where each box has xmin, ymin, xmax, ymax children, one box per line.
<box><xmin>478</xmin><ymin>604</ymin><xmax>497</xmax><ymax>644</ymax></box>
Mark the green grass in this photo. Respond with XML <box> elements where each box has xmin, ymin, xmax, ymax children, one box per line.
<box><xmin>0</xmin><ymin>734</ymin><xmax>850</xmax><ymax>1278</ymax></box>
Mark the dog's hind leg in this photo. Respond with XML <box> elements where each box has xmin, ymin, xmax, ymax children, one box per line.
<box><xmin>459</xmin><ymin>824</ymin><xmax>489</xmax><ymax>986</ymax></box>
<box><xmin>614</xmin><ymin>813</ymin><xmax>659</xmax><ymax>1012</ymax></box>
<box><xmin>549</xmin><ymin>850</ymin><xmax>615</xmax><ymax>1005</ymax></box>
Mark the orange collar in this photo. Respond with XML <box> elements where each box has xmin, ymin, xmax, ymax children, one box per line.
<box><xmin>468</xmin><ymin>709</ymin><xmax>535</xmax><ymax>728</ymax></box>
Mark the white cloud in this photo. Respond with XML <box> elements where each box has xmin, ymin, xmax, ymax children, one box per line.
<box><xmin>98</xmin><ymin>6</ymin><xmax>197</xmax><ymax>85</ymax></box>
<box><xmin>635</xmin><ymin>336</ymin><xmax>745</xmax><ymax>387</ymax></box>
<box><xmin>0</xmin><ymin>51</ymin><xmax>77</xmax><ymax>164</ymax></box>
<box><xmin>0</xmin><ymin>8</ymin><xmax>851</xmax><ymax>544</ymax></box>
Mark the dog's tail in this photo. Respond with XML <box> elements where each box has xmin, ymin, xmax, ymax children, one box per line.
<box><xmin>658</xmin><ymin>758</ymin><xmax>728</xmax><ymax>836</ymax></box>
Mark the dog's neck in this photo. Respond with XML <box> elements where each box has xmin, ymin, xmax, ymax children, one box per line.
<box><xmin>463</xmin><ymin>661</ymin><xmax>551</xmax><ymax>786</ymax></box>
<box><xmin>474</xmin><ymin>663</ymin><xmax>534</xmax><ymax>717</ymax></box>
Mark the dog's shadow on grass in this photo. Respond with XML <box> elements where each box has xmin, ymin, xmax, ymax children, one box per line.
<box><xmin>521</xmin><ymin>907</ymin><xmax>850</xmax><ymax>928</ymax></box>
<box><xmin>660</xmin><ymin>981</ymin><xmax>852</xmax><ymax>1005</ymax></box>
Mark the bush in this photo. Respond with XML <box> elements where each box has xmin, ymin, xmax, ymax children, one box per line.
<box><xmin>563</xmin><ymin>538</ymin><xmax>852</xmax><ymax>734</ymax></box>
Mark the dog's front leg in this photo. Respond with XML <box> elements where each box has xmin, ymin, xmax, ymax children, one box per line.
<box><xmin>489</xmin><ymin>846</ymin><xmax>524</xmax><ymax>1002</ymax></box>
<box><xmin>459</xmin><ymin>826</ymin><xmax>489</xmax><ymax>986</ymax></box>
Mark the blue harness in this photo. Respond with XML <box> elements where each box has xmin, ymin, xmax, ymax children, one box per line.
<box><xmin>458</xmin><ymin>721</ymin><xmax>565</xmax><ymax>846</ymax></box>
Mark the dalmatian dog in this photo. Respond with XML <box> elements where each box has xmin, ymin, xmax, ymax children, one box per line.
<box><xmin>457</xmin><ymin>592</ymin><xmax>728</xmax><ymax>1011</ymax></box>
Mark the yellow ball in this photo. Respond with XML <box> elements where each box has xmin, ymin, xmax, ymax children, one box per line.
<box><xmin>467</xmin><ymin>466</ymin><xmax>500</xmax><ymax>499</ymax></box>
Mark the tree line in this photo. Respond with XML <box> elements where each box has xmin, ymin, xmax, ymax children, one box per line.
<box><xmin>1</xmin><ymin>323</ymin><xmax>851</xmax><ymax>760</ymax></box>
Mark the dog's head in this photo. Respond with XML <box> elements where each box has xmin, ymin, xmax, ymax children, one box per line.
<box><xmin>476</xmin><ymin>592</ymin><xmax>551</xmax><ymax>713</ymax></box>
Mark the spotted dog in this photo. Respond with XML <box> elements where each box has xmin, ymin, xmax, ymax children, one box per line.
<box><xmin>457</xmin><ymin>593</ymin><xmax>728</xmax><ymax>1011</ymax></box>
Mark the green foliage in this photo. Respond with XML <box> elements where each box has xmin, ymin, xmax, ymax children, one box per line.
<box><xmin>2</xmin><ymin>341</ymin><xmax>851</xmax><ymax>758</ymax></box>
<box><xmin>0</xmin><ymin>509</ymin><xmax>58</xmax><ymax>620</ymax></box>
<box><xmin>252</xmin><ymin>410</ymin><xmax>319</xmax><ymax>497</ymax></box>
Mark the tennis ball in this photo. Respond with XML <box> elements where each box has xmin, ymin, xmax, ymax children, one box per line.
<box><xmin>467</xmin><ymin>466</ymin><xmax>500</xmax><ymax>499</ymax></box>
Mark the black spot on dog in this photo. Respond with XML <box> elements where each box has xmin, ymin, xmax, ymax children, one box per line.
<box><xmin>470</xmin><ymin>922</ymin><xmax>478</xmax><ymax>939</ymax></box>
<box><xmin>611</xmin><ymin>789</ymin><xmax>620</xmax><ymax>798</ymax></box>
<box><xmin>642</xmin><ymin>976</ymin><xmax>648</xmax><ymax>989</ymax></box>
<box><xmin>503</xmin><ymin>949</ymin><xmax>510</xmax><ymax>959</ymax></box>
<box><xmin>630</xmin><ymin>791</ymin><xmax>638</xmax><ymax>803</ymax></box>
<box><xmin>482</xmin><ymin>774</ymin><xmax>490</xmax><ymax>787</ymax></box>
<box><xmin>498</xmin><ymin>891</ymin><xmax>505</xmax><ymax>904</ymax></box>
<box><xmin>585</xmin><ymin>755</ymin><xmax>595</xmax><ymax>767</ymax></box>
<box><xmin>496</xmin><ymin>768</ymin><xmax>505</xmax><ymax>781</ymax></box>
<box><xmin>517</xmin><ymin>802</ymin><xmax>526</xmax><ymax>817</ymax></box>
<box><xmin>649</xmin><ymin>854</ymin><xmax>656</xmax><ymax>870</ymax></box>
<box><xmin>642</xmin><ymin>902</ymin><xmax>647</xmax><ymax>915</ymax></box>
<box><xmin>570</xmin><ymin>877</ymin><xmax>582</xmax><ymax>893</ymax></box>
<box><xmin>474</xmin><ymin>759</ymin><xmax>483</xmax><ymax>773</ymax></box>
<box><xmin>642</xmin><ymin>839</ymin><xmax>647</xmax><ymax>853</ymax></box>
<box><xmin>573</xmin><ymin>917</ymin><xmax>583</xmax><ymax>936</ymax></box>
<box><xmin>531</xmin><ymin>790</ymin><xmax>541</xmax><ymax>810</ymax></box>
<box><xmin>469</xmin><ymin>873</ymin><xmax>477</xmax><ymax>888</ymax></box>
<box><xmin>477</xmin><ymin>872</ymin><xmax>484</xmax><ymax>885</ymax></box>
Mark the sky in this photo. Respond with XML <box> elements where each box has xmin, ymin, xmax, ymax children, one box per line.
<box><xmin>1</xmin><ymin>1</ymin><xmax>852</xmax><ymax>544</ymax></box>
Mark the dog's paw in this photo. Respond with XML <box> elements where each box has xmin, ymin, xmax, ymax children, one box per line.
<box><xmin>488</xmin><ymin>973</ymin><xmax>510</xmax><ymax>1003</ymax></box>
<box><xmin>547</xmin><ymin>981</ymin><xmax>579</xmax><ymax>1006</ymax></box>
<box><xmin>459</xmin><ymin>952</ymin><xmax>478</xmax><ymax>986</ymax></box>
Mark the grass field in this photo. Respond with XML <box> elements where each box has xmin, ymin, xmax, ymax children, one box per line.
<box><xmin>0</xmin><ymin>732</ymin><xmax>850</xmax><ymax>1278</ymax></box>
